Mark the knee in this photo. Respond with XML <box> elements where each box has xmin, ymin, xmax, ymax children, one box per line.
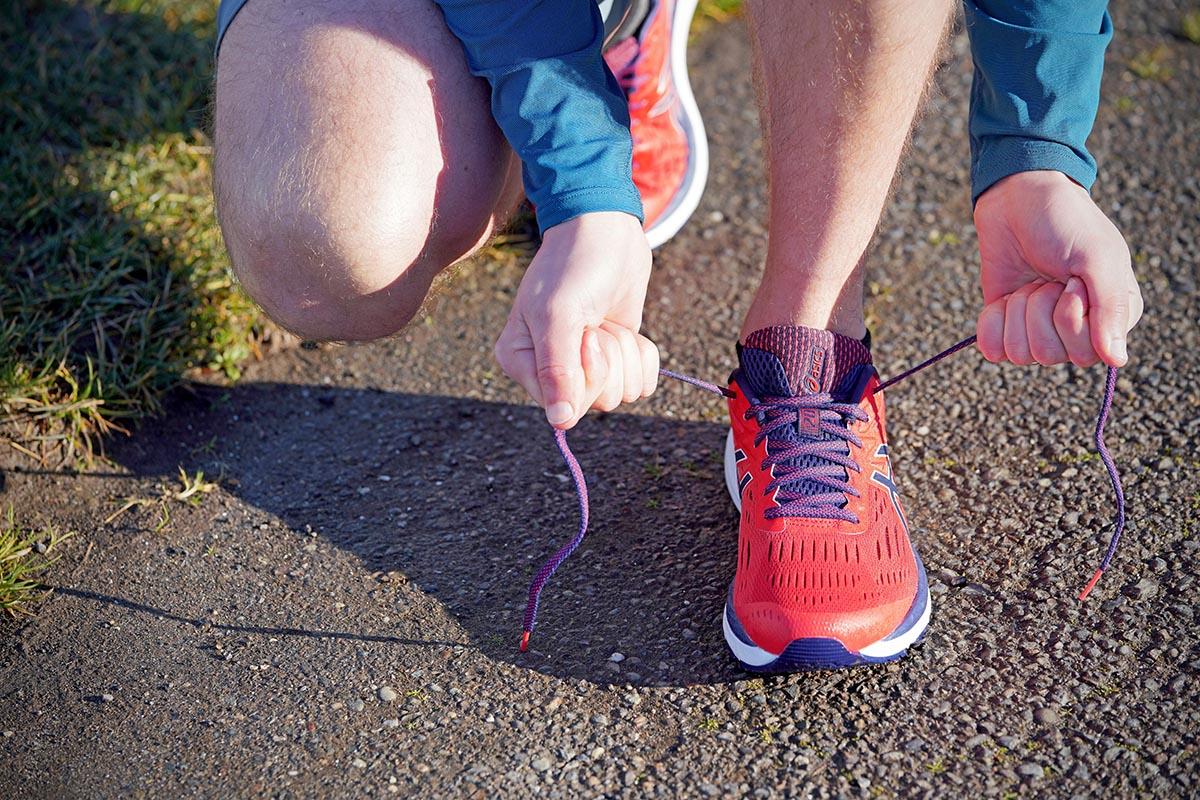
<box><xmin>216</xmin><ymin>176</ymin><xmax>468</xmax><ymax>342</ymax></box>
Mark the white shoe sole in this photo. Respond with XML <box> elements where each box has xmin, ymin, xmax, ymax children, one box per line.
<box><xmin>644</xmin><ymin>0</ymin><xmax>709</xmax><ymax>250</ymax></box>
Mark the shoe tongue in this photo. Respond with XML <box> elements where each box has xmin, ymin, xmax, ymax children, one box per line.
<box><xmin>740</xmin><ymin>326</ymin><xmax>872</xmax><ymax>400</ymax></box>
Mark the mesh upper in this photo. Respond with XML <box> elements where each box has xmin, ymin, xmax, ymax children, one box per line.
<box><xmin>738</xmin><ymin>326</ymin><xmax>873</xmax><ymax>508</ymax></box>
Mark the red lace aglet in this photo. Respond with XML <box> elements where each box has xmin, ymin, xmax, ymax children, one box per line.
<box><xmin>520</xmin><ymin>631</ymin><xmax>530</xmax><ymax>652</ymax></box>
<box><xmin>1079</xmin><ymin>568</ymin><xmax>1104</xmax><ymax>601</ymax></box>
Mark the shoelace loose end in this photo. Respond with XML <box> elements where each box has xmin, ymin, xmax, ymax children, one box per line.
<box><xmin>1079</xmin><ymin>568</ymin><xmax>1105</xmax><ymax>601</ymax></box>
<box><xmin>1076</xmin><ymin>366</ymin><xmax>1125</xmax><ymax>602</ymax></box>
<box><xmin>520</xmin><ymin>370</ymin><xmax>731</xmax><ymax>651</ymax></box>
<box><xmin>520</xmin><ymin>428</ymin><xmax>591</xmax><ymax>652</ymax></box>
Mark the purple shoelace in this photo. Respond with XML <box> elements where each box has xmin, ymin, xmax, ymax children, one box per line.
<box><xmin>750</xmin><ymin>396</ymin><xmax>868</xmax><ymax>522</ymax></box>
<box><xmin>519</xmin><ymin>336</ymin><xmax>1126</xmax><ymax>651</ymax></box>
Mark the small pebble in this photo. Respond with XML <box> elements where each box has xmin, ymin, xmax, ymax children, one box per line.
<box><xmin>352</xmin><ymin>757</ymin><xmax>367</xmax><ymax>769</ymax></box>
<box><xmin>100</xmin><ymin>693</ymin><xmax>114</xmax><ymax>703</ymax></box>
<box><xmin>348</xmin><ymin>699</ymin><xmax>365</xmax><ymax>712</ymax></box>
<box><xmin>1033</xmin><ymin>707</ymin><xmax>1060</xmax><ymax>726</ymax></box>
<box><xmin>379</xmin><ymin>686</ymin><xmax>398</xmax><ymax>703</ymax></box>
<box><xmin>1123</xmin><ymin>578</ymin><xmax>1158</xmax><ymax>600</ymax></box>
<box><xmin>531</xmin><ymin>757</ymin><xmax>551</xmax><ymax>772</ymax></box>
<box><xmin>609</xmin><ymin>652</ymin><xmax>625</xmax><ymax>663</ymax></box>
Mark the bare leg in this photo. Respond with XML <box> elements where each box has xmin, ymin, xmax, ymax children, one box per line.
<box><xmin>740</xmin><ymin>0</ymin><xmax>955</xmax><ymax>341</ymax></box>
<box><xmin>214</xmin><ymin>0</ymin><xmax>523</xmax><ymax>341</ymax></box>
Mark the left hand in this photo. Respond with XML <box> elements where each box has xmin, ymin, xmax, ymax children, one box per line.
<box><xmin>974</xmin><ymin>170</ymin><xmax>1143</xmax><ymax>367</ymax></box>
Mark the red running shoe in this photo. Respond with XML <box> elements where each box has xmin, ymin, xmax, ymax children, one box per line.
<box><xmin>722</xmin><ymin>326</ymin><xmax>931</xmax><ymax>671</ymax></box>
<box><xmin>604</xmin><ymin>0</ymin><xmax>709</xmax><ymax>249</ymax></box>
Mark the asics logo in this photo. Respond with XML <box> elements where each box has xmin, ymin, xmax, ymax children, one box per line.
<box><xmin>803</xmin><ymin>347</ymin><xmax>826</xmax><ymax>394</ymax></box>
<box><xmin>869</xmin><ymin>444</ymin><xmax>910</xmax><ymax>534</ymax></box>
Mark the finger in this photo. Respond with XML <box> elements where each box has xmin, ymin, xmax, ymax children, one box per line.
<box><xmin>494</xmin><ymin>319</ymin><xmax>544</xmax><ymax>406</ymax></box>
<box><xmin>576</xmin><ymin>329</ymin><xmax>609</xmax><ymax>424</ymax></box>
<box><xmin>636</xmin><ymin>334</ymin><xmax>660</xmax><ymax>399</ymax></box>
<box><xmin>600</xmin><ymin>322</ymin><xmax>644</xmax><ymax>404</ymax></box>
<box><xmin>1053</xmin><ymin>277</ymin><xmax>1100</xmax><ymax>367</ymax></box>
<box><xmin>1002</xmin><ymin>285</ymin><xmax>1036</xmax><ymax>365</ymax></box>
<box><xmin>533</xmin><ymin>316</ymin><xmax>585</xmax><ymax>428</ymax></box>
<box><xmin>977</xmin><ymin>300</ymin><xmax>1007</xmax><ymax>362</ymax></box>
<box><xmin>587</xmin><ymin>329</ymin><xmax>625</xmax><ymax>413</ymax></box>
<box><xmin>1073</xmin><ymin>247</ymin><xmax>1135</xmax><ymax>366</ymax></box>
<box><xmin>1026</xmin><ymin>282</ymin><xmax>1069</xmax><ymax>365</ymax></box>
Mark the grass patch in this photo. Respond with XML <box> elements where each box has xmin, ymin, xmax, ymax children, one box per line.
<box><xmin>1183</xmin><ymin>11</ymin><xmax>1200</xmax><ymax>44</ymax></box>
<box><xmin>1</xmin><ymin>1</ymin><xmax>272</xmax><ymax>463</ymax></box>
<box><xmin>1129</xmin><ymin>45</ymin><xmax>1174</xmax><ymax>81</ymax></box>
<box><xmin>1</xmin><ymin>508</ymin><xmax>72</xmax><ymax>617</ymax></box>
<box><xmin>692</xmin><ymin>0</ymin><xmax>745</xmax><ymax>37</ymax></box>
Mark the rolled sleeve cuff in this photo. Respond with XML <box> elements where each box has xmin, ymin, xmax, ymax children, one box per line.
<box><xmin>972</xmin><ymin>137</ymin><xmax>1097</xmax><ymax>203</ymax></box>
<box><xmin>534</xmin><ymin>186</ymin><xmax>645</xmax><ymax>234</ymax></box>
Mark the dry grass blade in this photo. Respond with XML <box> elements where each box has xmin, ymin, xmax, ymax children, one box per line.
<box><xmin>105</xmin><ymin>465</ymin><xmax>219</xmax><ymax>530</ymax></box>
<box><xmin>0</xmin><ymin>508</ymin><xmax>73</xmax><ymax>618</ymax></box>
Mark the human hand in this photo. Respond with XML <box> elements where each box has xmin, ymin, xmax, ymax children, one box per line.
<box><xmin>974</xmin><ymin>170</ymin><xmax>1143</xmax><ymax>367</ymax></box>
<box><xmin>494</xmin><ymin>211</ymin><xmax>659</xmax><ymax>430</ymax></box>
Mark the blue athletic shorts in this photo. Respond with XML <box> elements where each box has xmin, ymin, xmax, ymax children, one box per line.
<box><xmin>215</xmin><ymin>0</ymin><xmax>249</xmax><ymax>55</ymax></box>
<box><xmin>215</xmin><ymin>0</ymin><xmax>632</xmax><ymax>56</ymax></box>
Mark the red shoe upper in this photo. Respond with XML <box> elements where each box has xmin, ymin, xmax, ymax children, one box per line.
<box><xmin>728</xmin><ymin>327</ymin><xmax>920</xmax><ymax>655</ymax></box>
<box><xmin>603</xmin><ymin>1</ymin><xmax>689</xmax><ymax>229</ymax></box>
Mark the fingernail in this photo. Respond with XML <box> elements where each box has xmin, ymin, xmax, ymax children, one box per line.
<box><xmin>546</xmin><ymin>401</ymin><xmax>573</xmax><ymax>426</ymax></box>
<box><xmin>1065</xmin><ymin>277</ymin><xmax>1082</xmax><ymax>295</ymax></box>
<box><xmin>1111</xmin><ymin>336</ymin><xmax>1127</xmax><ymax>363</ymax></box>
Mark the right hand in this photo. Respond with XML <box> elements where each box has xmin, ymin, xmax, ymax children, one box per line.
<box><xmin>494</xmin><ymin>211</ymin><xmax>659</xmax><ymax>430</ymax></box>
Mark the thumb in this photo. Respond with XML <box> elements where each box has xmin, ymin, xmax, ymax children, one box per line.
<box><xmin>535</xmin><ymin>320</ymin><xmax>585</xmax><ymax>429</ymax></box>
<box><xmin>1075</xmin><ymin>252</ymin><xmax>1134</xmax><ymax>367</ymax></box>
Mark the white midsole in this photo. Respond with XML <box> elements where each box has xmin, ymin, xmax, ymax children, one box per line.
<box><xmin>722</xmin><ymin>607</ymin><xmax>778</xmax><ymax>666</ymax></box>
<box><xmin>646</xmin><ymin>0</ymin><xmax>710</xmax><ymax>249</ymax></box>
<box><xmin>723</xmin><ymin>428</ymin><xmax>742</xmax><ymax>512</ymax></box>
<box><xmin>860</xmin><ymin>596</ymin><xmax>931</xmax><ymax>657</ymax></box>
<box><xmin>723</xmin><ymin>595</ymin><xmax>931</xmax><ymax>665</ymax></box>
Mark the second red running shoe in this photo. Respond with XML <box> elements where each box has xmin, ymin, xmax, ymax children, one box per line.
<box><xmin>722</xmin><ymin>326</ymin><xmax>931</xmax><ymax>672</ymax></box>
<box><xmin>604</xmin><ymin>0</ymin><xmax>709</xmax><ymax>249</ymax></box>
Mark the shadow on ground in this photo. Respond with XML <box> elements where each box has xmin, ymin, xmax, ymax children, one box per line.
<box><xmin>97</xmin><ymin>378</ymin><xmax>752</xmax><ymax>686</ymax></box>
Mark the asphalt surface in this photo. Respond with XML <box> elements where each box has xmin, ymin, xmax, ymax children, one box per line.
<box><xmin>2</xmin><ymin>2</ymin><xmax>1199</xmax><ymax>797</ymax></box>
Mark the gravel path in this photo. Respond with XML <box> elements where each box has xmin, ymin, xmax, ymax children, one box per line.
<box><xmin>2</xmin><ymin>2</ymin><xmax>1198</xmax><ymax>797</ymax></box>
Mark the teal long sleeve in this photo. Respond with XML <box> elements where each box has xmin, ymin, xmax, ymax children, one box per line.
<box><xmin>432</xmin><ymin>0</ymin><xmax>643</xmax><ymax>234</ymax></box>
<box><xmin>964</xmin><ymin>0</ymin><xmax>1112</xmax><ymax>203</ymax></box>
